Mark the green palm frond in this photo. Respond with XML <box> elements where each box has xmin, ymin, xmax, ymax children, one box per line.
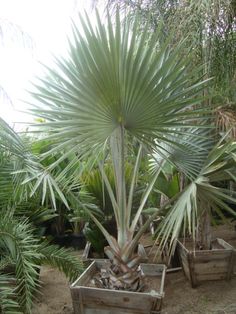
<box><xmin>150</xmin><ymin>128</ymin><xmax>215</xmax><ymax>180</ymax></box>
<box><xmin>156</xmin><ymin>140</ymin><xmax>236</xmax><ymax>254</ymax></box>
<box><xmin>29</xmin><ymin>9</ymin><xmax>212</xmax><ymax>170</ymax></box>
<box><xmin>0</xmin><ymin>214</ymin><xmax>41</xmax><ymax>313</ymax></box>
<box><xmin>38</xmin><ymin>243</ymin><xmax>83</xmax><ymax>282</ymax></box>
<box><xmin>0</xmin><ymin>213</ymin><xmax>84</xmax><ymax>313</ymax></box>
<box><xmin>0</xmin><ymin>118</ymin><xmax>71</xmax><ymax>210</ymax></box>
<box><xmin>0</xmin><ymin>273</ymin><xmax>22</xmax><ymax>314</ymax></box>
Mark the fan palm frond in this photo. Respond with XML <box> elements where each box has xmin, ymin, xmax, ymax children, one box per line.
<box><xmin>156</xmin><ymin>139</ymin><xmax>236</xmax><ymax>254</ymax></box>
<box><xmin>150</xmin><ymin>128</ymin><xmax>215</xmax><ymax>181</ymax></box>
<box><xmin>29</xmin><ymin>9</ymin><xmax>212</xmax><ymax>171</ymax></box>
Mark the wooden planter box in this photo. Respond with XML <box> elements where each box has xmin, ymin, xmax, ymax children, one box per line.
<box><xmin>177</xmin><ymin>238</ymin><xmax>235</xmax><ymax>287</ymax></box>
<box><xmin>70</xmin><ymin>260</ymin><xmax>166</xmax><ymax>314</ymax></box>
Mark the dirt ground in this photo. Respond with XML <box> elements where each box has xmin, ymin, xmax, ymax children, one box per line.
<box><xmin>33</xmin><ymin>223</ymin><xmax>236</xmax><ymax>314</ymax></box>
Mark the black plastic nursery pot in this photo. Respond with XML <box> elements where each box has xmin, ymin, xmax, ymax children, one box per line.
<box><xmin>53</xmin><ymin>233</ymin><xmax>86</xmax><ymax>249</ymax></box>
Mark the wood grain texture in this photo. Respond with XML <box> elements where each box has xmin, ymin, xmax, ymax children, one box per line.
<box><xmin>177</xmin><ymin>238</ymin><xmax>235</xmax><ymax>287</ymax></box>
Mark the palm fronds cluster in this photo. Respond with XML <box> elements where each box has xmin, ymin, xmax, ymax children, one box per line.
<box><xmin>0</xmin><ymin>212</ymin><xmax>83</xmax><ymax>313</ymax></box>
<box><xmin>0</xmin><ymin>119</ymin><xmax>84</xmax><ymax>313</ymax></box>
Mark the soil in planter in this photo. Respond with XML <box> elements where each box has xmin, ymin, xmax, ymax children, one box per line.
<box><xmin>87</xmin><ymin>270</ymin><xmax>162</xmax><ymax>293</ymax></box>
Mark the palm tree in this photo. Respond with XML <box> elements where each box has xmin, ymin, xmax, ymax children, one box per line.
<box><xmin>0</xmin><ymin>211</ymin><xmax>83</xmax><ymax>313</ymax></box>
<box><xmin>25</xmin><ymin>9</ymin><xmax>215</xmax><ymax>291</ymax></box>
<box><xmin>0</xmin><ymin>124</ymin><xmax>84</xmax><ymax>314</ymax></box>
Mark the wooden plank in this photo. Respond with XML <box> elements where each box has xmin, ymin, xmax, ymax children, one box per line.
<box><xmin>192</xmin><ymin>251</ymin><xmax>232</xmax><ymax>262</ymax></box>
<box><xmin>188</xmin><ymin>252</ymin><xmax>197</xmax><ymax>287</ymax></box>
<box><xmin>182</xmin><ymin>264</ymin><xmax>191</xmax><ymax>281</ymax></box>
<box><xmin>227</xmin><ymin>251</ymin><xmax>235</xmax><ymax>280</ymax></box>
<box><xmin>71</xmin><ymin>261</ymin><xmax>96</xmax><ymax>287</ymax></box>
<box><xmin>94</xmin><ymin>259</ymin><xmax>111</xmax><ymax>269</ymax></box>
<box><xmin>177</xmin><ymin>240</ymin><xmax>189</xmax><ymax>253</ymax></box>
<box><xmin>194</xmin><ymin>265</ymin><xmax>228</xmax><ymax>275</ymax></box>
<box><xmin>159</xmin><ymin>265</ymin><xmax>166</xmax><ymax>295</ymax></box>
<box><xmin>217</xmin><ymin>238</ymin><xmax>234</xmax><ymax>250</ymax></box>
<box><xmin>177</xmin><ymin>241</ymin><xmax>191</xmax><ymax>281</ymax></box>
<box><xmin>196</xmin><ymin>272</ymin><xmax>227</xmax><ymax>282</ymax></box>
<box><xmin>194</xmin><ymin>248</ymin><xmax>232</xmax><ymax>255</ymax></box>
<box><xmin>194</xmin><ymin>260</ymin><xmax>228</xmax><ymax>271</ymax></box>
<box><xmin>72</xmin><ymin>302</ymin><xmax>160</xmax><ymax>314</ymax></box>
<box><xmin>140</xmin><ymin>264</ymin><xmax>166</xmax><ymax>276</ymax></box>
<box><xmin>78</xmin><ymin>287</ymin><xmax>161</xmax><ymax>310</ymax></box>
<box><xmin>179</xmin><ymin>249</ymin><xmax>187</xmax><ymax>259</ymax></box>
<box><xmin>79</xmin><ymin>289</ymin><xmax>84</xmax><ymax>314</ymax></box>
<box><xmin>82</xmin><ymin>242</ymin><xmax>92</xmax><ymax>261</ymax></box>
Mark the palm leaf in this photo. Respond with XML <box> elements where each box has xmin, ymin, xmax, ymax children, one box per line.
<box><xmin>155</xmin><ymin>140</ymin><xmax>236</xmax><ymax>255</ymax></box>
<box><xmin>29</xmin><ymin>9</ymin><xmax>212</xmax><ymax>172</ymax></box>
<box><xmin>0</xmin><ymin>214</ymin><xmax>41</xmax><ymax>313</ymax></box>
<box><xmin>0</xmin><ymin>273</ymin><xmax>22</xmax><ymax>314</ymax></box>
<box><xmin>37</xmin><ymin>243</ymin><xmax>83</xmax><ymax>282</ymax></box>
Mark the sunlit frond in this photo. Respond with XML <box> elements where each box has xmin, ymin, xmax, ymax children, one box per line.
<box><xmin>29</xmin><ymin>9</ymin><xmax>212</xmax><ymax>169</ymax></box>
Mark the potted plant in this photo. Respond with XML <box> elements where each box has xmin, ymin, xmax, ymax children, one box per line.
<box><xmin>155</xmin><ymin>139</ymin><xmax>236</xmax><ymax>287</ymax></box>
<box><xmin>27</xmin><ymin>8</ymin><xmax>214</xmax><ymax>313</ymax></box>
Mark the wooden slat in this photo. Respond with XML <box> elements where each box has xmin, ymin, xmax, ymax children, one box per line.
<box><xmin>217</xmin><ymin>238</ymin><xmax>234</xmax><ymax>250</ymax></box>
<box><xmin>71</xmin><ymin>261</ymin><xmax>96</xmax><ymax>287</ymax></box>
<box><xmin>187</xmin><ymin>253</ymin><xmax>197</xmax><ymax>287</ymax></box>
<box><xmin>194</xmin><ymin>264</ymin><xmax>228</xmax><ymax>275</ymax></box>
<box><xmin>177</xmin><ymin>240</ymin><xmax>189</xmax><ymax>253</ymax></box>
<box><xmin>82</xmin><ymin>242</ymin><xmax>92</xmax><ymax>261</ymax></box>
<box><xmin>159</xmin><ymin>265</ymin><xmax>166</xmax><ymax>295</ymax></box>
<box><xmin>72</xmin><ymin>302</ymin><xmax>160</xmax><ymax>314</ymax></box>
<box><xmin>79</xmin><ymin>287</ymin><xmax>160</xmax><ymax>309</ymax></box>
<box><xmin>227</xmin><ymin>251</ymin><xmax>235</xmax><ymax>280</ymax></box>
<box><xmin>140</xmin><ymin>264</ymin><xmax>165</xmax><ymax>276</ymax></box>
<box><xmin>180</xmin><ymin>264</ymin><xmax>190</xmax><ymax>280</ymax></box>
<box><xmin>196</xmin><ymin>272</ymin><xmax>227</xmax><ymax>281</ymax></box>
<box><xmin>72</xmin><ymin>286</ymin><xmax>162</xmax><ymax>313</ymax></box>
<box><xmin>177</xmin><ymin>241</ymin><xmax>191</xmax><ymax>281</ymax></box>
<box><xmin>193</xmin><ymin>251</ymin><xmax>232</xmax><ymax>262</ymax></box>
